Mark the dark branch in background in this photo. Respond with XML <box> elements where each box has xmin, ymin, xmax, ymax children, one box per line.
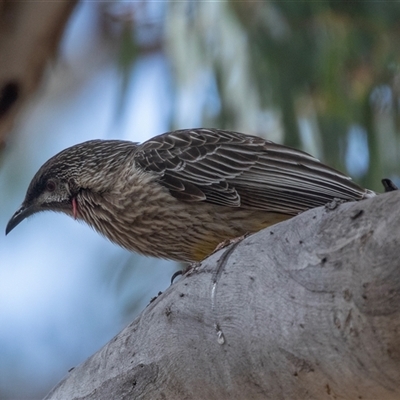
<box><xmin>0</xmin><ymin>81</ymin><xmax>19</xmax><ymax>117</ymax></box>
<box><xmin>44</xmin><ymin>191</ymin><xmax>400</xmax><ymax>400</ymax></box>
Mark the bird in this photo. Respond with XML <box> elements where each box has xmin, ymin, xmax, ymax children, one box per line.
<box><xmin>6</xmin><ymin>128</ymin><xmax>376</xmax><ymax>262</ymax></box>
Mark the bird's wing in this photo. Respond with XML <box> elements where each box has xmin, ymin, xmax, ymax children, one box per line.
<box><xmin>134</xmin><ymin>128</ymin><xmax>371</xmax><ymax>215</ymax></box>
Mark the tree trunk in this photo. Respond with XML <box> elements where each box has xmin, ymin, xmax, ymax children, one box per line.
<box><xmin>0</xmin><ymin>0</ymin><xmax>78</xmax><ymax>144</ymax></box>
<box><xmin>43</xmin><ymin>190</ymin><xmax>400</xmax><ymax>400</ymax></box>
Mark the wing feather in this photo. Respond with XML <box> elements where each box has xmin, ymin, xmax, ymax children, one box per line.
<box><xmin>134</xmin><ymin>128</ymin><xmax>373</xmax><ymax>215</ymax></box>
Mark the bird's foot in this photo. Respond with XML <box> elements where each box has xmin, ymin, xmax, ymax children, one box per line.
<box><xmin>170</xmin><ymin>261</ymin><xmax>202</xmax><ymax>284</ymax></box>
<box><xmin>325</xmin><ymin>198</ymin><xmax>346</xmax><ymax>211</ymax></box>
<box><xmin>211</xmin><ymin>233</ymin><xmax>251</xmax><ymax>255</ymax></box>
<box><xmin>170</xmin><ymin>270</ymin><xmax>183</xmax><ymax>284</ymax></box>
<box><xmin>170</xmin><ymin>234</ymin><xmax>251</xmax><ymax>285</ymax></box>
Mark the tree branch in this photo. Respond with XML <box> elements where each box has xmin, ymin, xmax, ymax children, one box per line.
<box><xmin>44</xmin><ymin>191</ymin><xmax>400</xmax><ymax>400</ymax></box>
<box><xmin>0</xmin><ymin>0</ymin><xmax>78</xmax><ymax>145</ymax></box>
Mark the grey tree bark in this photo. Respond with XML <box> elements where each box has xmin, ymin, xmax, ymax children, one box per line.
<box><xmin>0</xmin><ymin>0</ymin><xmax>78</xmax><ymax>144</ymax></box>
<box><xmin>44</xmin><ymin>190</ymin><xmax>400</xmax><ymax>400</ymax></box>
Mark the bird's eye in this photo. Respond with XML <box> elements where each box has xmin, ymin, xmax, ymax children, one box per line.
<box><xmin>46</xmin><ymin>180</ymin><xmax>57</xmax><ymax>192</ymax></box>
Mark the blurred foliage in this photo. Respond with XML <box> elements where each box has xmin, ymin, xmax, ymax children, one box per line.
<box><xmin>102</xmin><ymin>0</ymin><xmax>400</xmax><ymax>190</ymax></box>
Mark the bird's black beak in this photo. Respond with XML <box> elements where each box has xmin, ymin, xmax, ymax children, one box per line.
<box><xmin>5</xmin><ymin>204</ymin><xmax>35</xmax><ymax>235</ymax></box>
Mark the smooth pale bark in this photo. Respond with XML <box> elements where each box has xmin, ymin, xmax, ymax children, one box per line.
<box><xmin>44</xmin><ymin>191</ymin><xmax>400</xmax><ymax>400</ymax></box>
<box><xmin>0</xmin><ymin>1</ymin><xmax>78</xmax><ymax>143</ymax></box>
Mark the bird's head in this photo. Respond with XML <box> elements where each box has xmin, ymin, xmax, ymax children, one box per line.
<box><xmin>6</xmin><ymin>139</ymin><xmax>137</xmax><ymax>235</ymax></box>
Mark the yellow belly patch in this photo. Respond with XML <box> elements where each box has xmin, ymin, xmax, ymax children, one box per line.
<box><xmin>190</xmin><ymin>213</ymin><xmax>290</xmax><ymax>262</ymax></box>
